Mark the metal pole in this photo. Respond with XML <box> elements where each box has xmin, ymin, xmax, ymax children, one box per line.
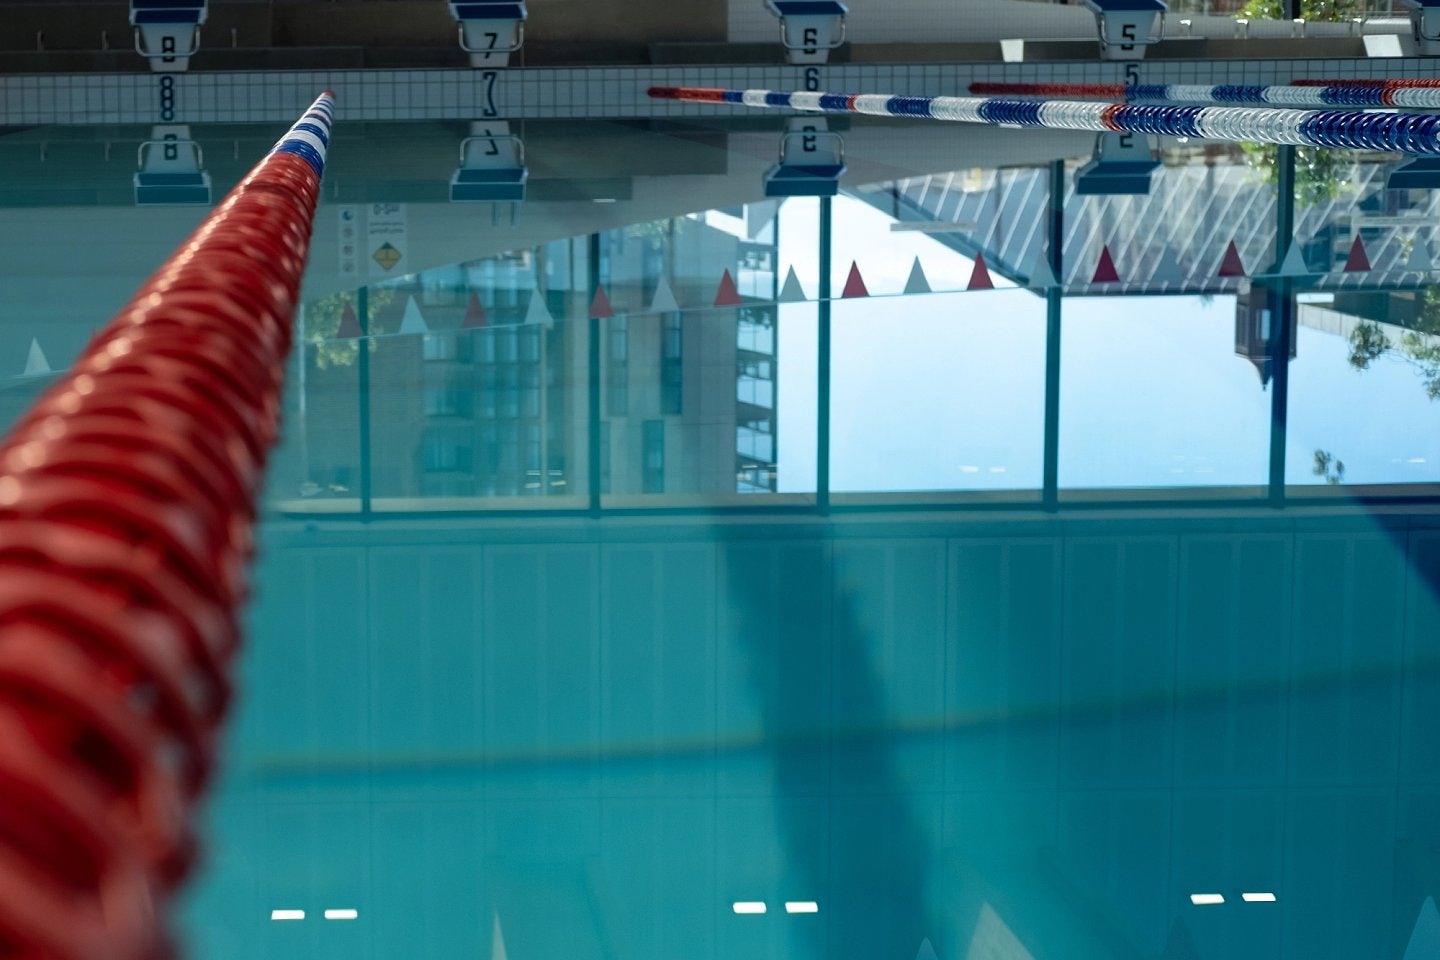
<box><xmin>817</xmin><ymin>196</ymin><xmax>833</xmax><ymax>514</ymax></box>
<box><xmin>1043</xmin><ymin>160</ymin><xmax>1065</xmax><ymax>510</ymax></box>
<box><xmin>1269</xmin><ymin>145</ymin><xmax>1297</xmax><ymax>506</ymax></box>
<box><xmin>587</xmin><ymin>233</ymin><xmax>603</xmax><ymax>516</ymax></box>
<box><xmin>357</xmin><ymin>282</ymin><xmax>372</xmax><ymax>518</ymax></box>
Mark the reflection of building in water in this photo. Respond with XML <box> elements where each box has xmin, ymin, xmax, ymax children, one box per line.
<box><xmin>296</xmin><ymin>204</ymin><xmax>782</xmax><ymax>501</ymax></box>
<box><xmin>868</xmin><ymin>148</ymin><xmax>1438</xmax><ymax>294</ymax></box>
<box><xmin>299</xmin><ymin>246</ymin><xmax>585</xmax><ymax>502</ymax></box>
<box><xmin>1234</xmin><ymin>283</ymin><xmax>1296</xmax><ymax>387</ymax></box>
<box><xmin>598</xmin><ymin>206</ymin><xmax>781</xmax><ymax>497</ymax></box>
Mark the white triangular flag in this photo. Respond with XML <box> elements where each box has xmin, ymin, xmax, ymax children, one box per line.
<box><xmin>1407</xmin><ymin>239</ymin><xmax>1433</xmax><ymax>274</ymax></box>
<box><xmin>492</xmin><ymin>911</ymin><xmax>509</xmax><ymax>960</ymax></box>
<box><xmin>903</xmin><ymin>257</ymin><xmax>932</xmax><ymax>295</ymax></box>
<box><xmin>649</xmin><ymin>274</ymin><xmax>679</xmax><ymax>313</ymax></box>
<box><xmin>1153</xmin><ymin>246</ymin><xmax>1185</xmax><ymax>283</ymax></box>
<box><xmin>916</xmin><ymin>938</ymin><xmax>939</xmax><ymax>960</ymax></box>
<box><xmin>778</xmin><ymin>266</ymin><xmax>809</xmax><ymax>303</ymax></box>
<box><xmin>1026</xmin><ymin>249</ymin><xmax>1057</xmax><ymax>289</ymax></box>
<box><xmin>1403</xmin><ymin>896</ymin><xmax>1440</xmax><ymax>960</ymax></box>
<box><xmin>1278</xmin><ymin>241</ymin><xmax>1311</xmax><ymax>277</ymax></box>
<box><xmin>524</xmin><ymin>289</ymin><xmax>553</xmax><ymax>325</ymax></box>
<box><xmin>23</xmin><ymin>338</ymin><xmax>50</xmax><ymax>376</ymax></box>
<box><xmin>398</xmin><ymin>295</ymin><xmax>428</xmax><ymax>334</ymax></box>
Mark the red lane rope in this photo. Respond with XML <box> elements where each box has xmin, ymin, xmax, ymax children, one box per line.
<box><xmin>0</xmin><ymin>91</ymin><xmax>334</xmax><ymax>960</ymax></box>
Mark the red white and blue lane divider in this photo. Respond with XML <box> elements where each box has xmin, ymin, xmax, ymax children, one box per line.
<box><xmin>970</xmin><ymin>80</ymin><xmax>1440</xmax><ymax>109</ymax></box>
<box><xmin>647</xmin><ymin>85</ymin><xmax>1440</xmax><ymax>154</ymax></box>
<box><xmin>0</xmin><ymin>92</ymin><xmax>332</xmax><ymax>960</ymax></box>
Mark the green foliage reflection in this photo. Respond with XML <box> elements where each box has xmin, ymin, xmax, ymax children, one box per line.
<box><xmin>303</xmin><ymin>287</ymin><xmax>400</xmax><ymax>369</ymax></box>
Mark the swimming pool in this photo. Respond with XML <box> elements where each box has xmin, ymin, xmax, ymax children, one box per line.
<box><xmin>3</xmin><ymin>58</ymin><xmax>1440</xmax><ymax>960</ymax></box>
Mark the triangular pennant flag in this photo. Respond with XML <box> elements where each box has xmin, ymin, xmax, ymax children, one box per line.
<box><xmin>1153</xmin><ymin>246</ymin><xmax>1184</xmax><ymax>283</ymax></box>
<box><xmin>1407</xmin><ymin>239</ymin><xmax>1433</xmax><ymax>274</ymax></box>
<box><xmin>23</xmin><ymin>338</ymin><xmax>49</xmax><ymax>376</ymax></box>
<box><xmin>746</xmin><ymin>199</ymin><xmax>780</xmax><ymax>240</ymax></box>
<box><xmin>649</xmin><ymin>274</ymin><xmax>679</xmax><ymax>313</ymax></box>
<box><xmin>1026</xmin><ymin>248</ymin><xmax>1057</xmax><ymax>289</ymax></box>
<box><xmin>967</xmin><ymin>252</ymin><xmax>995</xmax><ymax>291</ymax></box>
<box><xmin>589</xmin><ymin>285</ymin><xmax>614</xmax><ymax>319</ymax></box>
<box><xmin>525</xmin><ymin>289</ymin><xmax>553</xmax><ymax>326</ymax></box>
<box><xmin>904</xmin><ymin>257</ymin><xmax>932</xmax><ymax>295</ymax></box>
<box><xmin>714</xmin><ymin>268</ymin><xmax>743</xmax><ymax>307</ymax></box>
<box><xmin>778</xmin><ymin>266</ymin><xmax>809</xmax><ymax>303</ymax></box>
<box><xmin>492</xmin><ymin>911</ymin><xmax>509</xmax><ymax>960</ymax></box>
<box><xmin>1161</xmin><ymin>917</ymin><xmax>1202</xmax><ymax>960</ymax></box>
<box><xmin>1278</xmin><ymin>241</ymin><xmax>1311</xmax><ymax>277</ymax></box>
<box><xmin>1217</xmin><ymin>240</ymin><xmax>1247</xmax><ymax>278</ymax></box>
<box><xmin>1092</xmin><ymin>245</ymin><xmax>1120</xmax><ymax>284</ymax></box>
<box><xmin>1403</xmin><ymin>896</ymin><xmax>1440</xmax><ymax>960</ymax></box>
<box><xmin>398</xmin><ymin>295</ymin><xmax>429</xmax><ymax>335</ymax></box>
<box><xmin>915</xmin><ymin>938</ymin><xmax>939</xmax><ymax>960</ymax></box>
<box><xmin>463</xmin><ymin>291</ymin><xmax>488</xmax><ymax>328</ymax></box>
<box><xmin>336</xmin><ymin>299</ymin><xmax>362</xmax><ymax>338</ymax></box>
<box><xmin>842</xmin><ymin>261</ymin><xmax>869</xmax><ymax>298</ymax></box>
<box><xmin>1344</xmin><ymin>234</ymin><xmax>1372</xmax><ymax>272</ymax></box>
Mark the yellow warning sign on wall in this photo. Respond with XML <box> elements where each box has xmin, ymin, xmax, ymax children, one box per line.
<box><xmin>372</xmin><ymin>242</ymin><xmax>402</xmax><ymax>272</ymax></box>
<box><xmin>367</xmin><ymin>203</ymin><xmax>407</xmax><ymax>278</ymax></box>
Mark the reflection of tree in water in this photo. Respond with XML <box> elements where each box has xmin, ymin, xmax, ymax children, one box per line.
<box><xmin>1241</xmin><ymin>0</ymin><xmax>1358</xmax><ymax>19</ymax></box>
<box><xmin>1348</xmin><ymin>288</ymin><xmax>1440</xmax><ymax>400</ymax></box>
<box><xmin>302</xmin><ymin>286</ymin><xmax>400</xmax><ymax>369</ymax></box>
<box><xmin>1239</xmin><ymin>143</ymin><xmax>1354</xmax><ymax>207</ymax></box>
<box><xmin>1313</xmin><ymin>449</ymin><xmax>1346</xmax><ymax>485</ymax></box>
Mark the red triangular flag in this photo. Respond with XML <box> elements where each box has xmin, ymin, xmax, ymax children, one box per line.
<box><xmin>1092</xmin><ymin>246</ymin><xmax>1120</xmax><ymax>284</ymax></box>
<box><xmin>336</xmin><ymin>299</ymin><xmax>362</xmax><ymax>338</ymax></box>
<box><xmin>1217</xmin><ymin>240</ymin><xmax>1247</xmax><ymax>278</ymax></box>
<box><xmin>714</xmin><ymin>269</ymin><xmax>743</xmax><ymax>307</ymax></box>
<box><xmin>967</xmin><ymin>252</ymin><xmax>995</xmax><ymax>291</ymax></box>
<box><xmin>463</xmin><ymin>291</ymin><xmax>488</xmax><ymax>328</ymax></box>
<box><xmin>589</xmin><ymin>285</ymin><xmax>614</xmax><ymax>319</ymax></box>
<box><xmin>842</xmin><ymin>261</ymin><xmax>869</xmax><ymax>298</ymax></box>
<box><xmin>1344</xmin><ymin>235</ymin><xmax>1371</xmax><ymax>272</ymax></box>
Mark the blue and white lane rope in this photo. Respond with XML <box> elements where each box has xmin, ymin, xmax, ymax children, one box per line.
<box><xmin>270</xmin><ymin>91</ymin><xmax>335</xmax><ymax>177</ymax></box>
<box><xmin>970</xmin><ymin>80</ymin><xmax>1440</xmax><ymax>109</ymax></box>
<box><xmin>647</xmin><ymin>86</ymin><xmax>1440</xmax><ymax>153</ymax></box>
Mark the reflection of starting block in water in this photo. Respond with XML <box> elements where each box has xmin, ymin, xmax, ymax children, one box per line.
<box><xmin>1079</xmin><ymin>0</ymin><xmax>1164</xmax><ymax>59</ymax></box>
<box><xmin>134</xmin><ymin>126</ymin><xmax>211</xmax><ymax>205</ymax></box>
<box><xmin>1400</xmin><ymin>0</ymin><xmax>1440</xmax><ymax>54</ymax></box>
<box><xmin>764</xmin><ymin>119</ymin><xmax>845</xmax><ymax>197</ymax></box>
<box><xmin>1074</xmin><ymin>132</ymin><xmax>1159</xmax><ymax>195</ymax></box>
<box><xmin>1387</xmin><ymin>156</ymin><xmax>1440</xmax><ymax>189</ymax></box>
<box><xmin>764</xmin><ymin>0</ymin><xmax>847</xmax><ymax>64</ymax></box>
<box><xmin>451</xmin><ymin>123</ymin><xmax>527</xmax><ymax>222</ymax></box>
<box><xmin>130</xmin><ymin>0</ymin><xmax>207</xmax><ymax>72</ymax></box>
<box><xmin>449</xmin><ymin>1</ymin><xmax>527</xmax><ymax>66</ymax></box>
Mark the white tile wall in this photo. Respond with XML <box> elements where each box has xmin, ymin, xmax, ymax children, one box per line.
<box><xmin>2</xmin><ymin>58</ymin><xmax>1440</xmax><ymax>127</ymax></box>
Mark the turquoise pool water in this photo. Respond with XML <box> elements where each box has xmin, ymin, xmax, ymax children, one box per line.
<box><xmin>2</xmin><ymin>110</ymin><xmax>1439</xmax><ymax>959</ymax></box>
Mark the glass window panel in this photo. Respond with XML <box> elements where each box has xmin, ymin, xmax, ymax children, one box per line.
<box><xmin>830</xmin><ymin>289</ymin><xmax>1046</xmax><ymax>497</ymax></box>
<box><xmin>1059</xmin><ymin>294</ymin><xmax>1271</xmax><ymax>493</ymax></box>
<box><xmin>1286</xmin><ymin>290</ymin><xmax>1440</xmax><ymax>488</ymax></box>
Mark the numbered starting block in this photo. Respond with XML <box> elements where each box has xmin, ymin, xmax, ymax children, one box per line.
<box><xmin>130</xmin><ymin>0</ymin><xmax>207</xmax><ymax>72</ymax></box>
<box><xmin>451</xmin><ymin>122</ymin><xmax>527</xmax><ymax>222</ymax></box>
<box><xmin>1079</xmin><ymin>0</ymin><xmax>1165</xmax><ymax>60</ymax></box>
<box><xmin>764</xmin><ymin>0</ymin><xmax>847</xmax><ymax>65</ymax></box>
<box><xmin>1400</xmin><ymin>0</ymin><xmax>1440</xmax><ymax>54</ymax></box>
<box><xmin>134</xmin><ymin>125</ymin><xmax>211</xmax><ymax>205</ymax></box>
<box><xmin>1387</xmin><ymin>156</ymin><xmax>1440</xmax><ymax>189</ymax></box>
<box><xmin>449</xmin><ymin>1</ymin><xmax>527</xmax><ymax>67</ymax></box>
<box><xmin>764</xmin><ymin>118</ymin><xmax>845</xmax><ymax>198</ymax></box>
<box><xmin>1075</xmin><ymin>132</ymin><xmax>1159</xmax><ymax>195</ymax></box>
